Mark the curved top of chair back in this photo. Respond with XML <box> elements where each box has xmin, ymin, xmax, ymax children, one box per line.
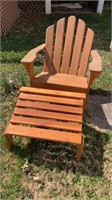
<box><xmin>44</xmin><ymin>16</ymin><xmax>94</xmax><ymax>77</ymax></box>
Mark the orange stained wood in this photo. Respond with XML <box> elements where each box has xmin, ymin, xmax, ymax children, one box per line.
<box><xmin>19</xmin><ymin>93</ymin><xmax>83</xmax><ymax>106</ymax></box>
<box><xmin>21</xmin><ymin>43</ymin><xmax>45</xmax><ymax>63</ymax></box>
<box><xmin>53</xmin><ymin>18</ymin><xmax>65</xmax><ymax>72</ymax></box>
<box><xmin>11</xmin><ymin>115</ymin><xmax>82</xmax><ymax>132</ymax></box>
<box><xmin>5</xmin><ymin>134</ymin><xmax>13</xmax><ymax>151</ymax></box>
<box><xmin>16</xmin><ymin>100</ymin><xmax>83</xmax><ymax>115</ymax></box>
<box><xmin>76</xmin><ymin>135</ymin><xmax>84</xmax><ymax>162</ymax></box>
<box><xmin>33</xmin><ymin>72</ymin><xmax>88</xmax><ymax>90</ymax></box>
<box><xmin>69</xmin><ymin>19</ymin><xmax>86</xmax><ymax>75</ymax></box>
<box><xmin>6</xmin><ymin>124</ymin><xmax>82</xmax><ymax>145</ymax></box>
<box><xmin>20</xmin><ymin>86</ymin><xmax>86</xmax><ymax>99</ymax></box>
<box><xmin>78</xmin><ymin>28</ymin><xmax>94</xmax><ymax>76</ymax></box>
<box><xmin>44</xmin><ymin>25</ymin><xmax>54</xmax><ymax>72</ymax></box>
<box><xmin>5</xmin><ymin>15</ymin><xmax>103</xmax><ymax>163</ymax></box>
<box><xmin>89</xmin><ymin>50</ymin><xmax>102</xmax><ymax>72</ymax></box>
<box><xmin>14</xmin><ymin>107</ymin><xmax>82</xmax><ymax>123</ymax></box>
<box><xmin>5</xmin><ymin>86</ymin><xmax>85</xmax><ymax>162</ymax></box>
<box><xmin>23</xmin><ymin>63</ymin><xmax>34</xmax><ymax>80</ymax></box>
<box><xmin>61</xmin><ymin>16</ymin><xmax>76</xmax><ymax>73</ymax></box>
<box><xmin>20</xmin><ymin>16</ymin><xmax>102</xmax><ymax>96</ymax></box>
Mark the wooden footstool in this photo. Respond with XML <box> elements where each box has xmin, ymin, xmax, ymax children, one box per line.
<box><xmin>5</xmin><ymin>87</ymin><xmax>86</xmax><ymax>162</ymax></box>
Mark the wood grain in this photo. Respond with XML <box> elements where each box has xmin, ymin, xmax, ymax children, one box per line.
<box><xmin>44</xmin><ymin>25</ymin><xmax>54</xmax><ymax>72</ymax></box>
<box><xmin>11</xmin><ymin>115</ymin><xmax>82</xmax><ymax>132</ymax></box>
<box><xmin>6</xmin><ymin>124</ymin><xmax>82</xmax><ymax>145</ymax></box>
<box><xmin>19</xmin><ymin>93</ymin><xmax>83</xmax><ymax>106</ymax></box>
<box><xmin>69</xmin><ymin>19</ymin><xmax>85</xmax><ymax>75</ymax></box>
<box><xmin>14</xmin><ymin>107</ymin><xmax>82</xmax><ymax>122</ymax></box>
<box><xmin>17</xmin><ymin>100</ymin><xmax>83</xmax><ymax>114</ymax></box>
<box><xmin>78</xmin><ymin>28</ymin><xmax>94</xmax><ymax>76</ymax></box>
<box><xmin>53</xmin><ymin>18</ymin><xmax>65</xmax><ymax>72</ymax></box>
<box><xmin>61</xmin><ymin>16</ymin><xmax>76</xmax><ymax>73</ymax></box>
<box><xmin>32</xmin><ymin>72</ymin><xmax>88</xmax><ymax>90</ymax></box>
<box><xmin>20</xmin><ymin>86</ymin><xmax>86</xmax><ymax>99</ymax></box>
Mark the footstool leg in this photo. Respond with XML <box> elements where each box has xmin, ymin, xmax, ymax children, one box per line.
<box><xmin>5</xmin><ymin>135</ymin><xmax>13</xmax><ymax>150</ymax></box>
<box><xmin>83</xmin><ymin>99</ymin><xmax>87</xmax><ymax>111</ymax></box>
<box><xmin>76</xmin><ymin>135</ymin><xmax>84</xmax><ymax>162</ymax></box>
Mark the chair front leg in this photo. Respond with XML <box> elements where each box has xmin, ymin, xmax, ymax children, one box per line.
<box><xmin>88</xmin><ymin>71</ymin><xmax>101</xmax><ymax>89</ymax></box>
<box><xmin>23</xmin><ymin>62</ymin><xmax>34</xmax><ymax>84</ymax></box>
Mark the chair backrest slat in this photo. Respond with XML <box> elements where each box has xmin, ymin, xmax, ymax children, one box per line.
<box><xmin>53</xmin><ymin>18</ymin><xmax>65</xmax><ymax>73</ymax></box>
<box><xmin>61</xmin><ymin>16</ymin><xmax>76</xmax><ymax>74</ymax></box>
<box><xmin>44</xmin><ymin>16</ymin><xmax>94</xmax><ymax>77</ymax></box>
<box><xmin>69</xmin><ymin>19</ymin><xmax>85</xmax><ymax>75</ymax></box>
<box><xmin>78</xmin><ymin>28</ymin><xmax>94</xmax><ymax>76</ymax></box>
<box><xmin>44</xmin><ymin>25</ymin><xmax>54</xmax><ymax>72</ymax></box>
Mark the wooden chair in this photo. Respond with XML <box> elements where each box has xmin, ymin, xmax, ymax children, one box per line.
<box><xmin>21</xmin><ymin>16</ymin><xmax>102</xmax><ymax>96</ymax></box>
<box><xmin>5</xmin><ymin>16</ymin><xmax>102</xmax><ymax>162</ymax></box>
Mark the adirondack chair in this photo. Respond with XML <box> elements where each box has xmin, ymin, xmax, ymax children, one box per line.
<box><xmin>21</xmin><ymin>16</ymin><xmax>102</xmax><ymax>97</ymax></box>
<box><xmin>5</xmin><ymin>16</ymin><xmax>102</xmax><ymax>162</ymax></box>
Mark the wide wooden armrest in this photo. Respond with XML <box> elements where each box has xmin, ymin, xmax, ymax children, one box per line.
<box><xmin>89</xmin><ymin>50</ymin><xmax>102</xmax><ymax>72</ymax></box>
<box><xmin>21</xmin><ymin>43</ymin><xmax>45</xmax><ymax>63</ymax></box>
<box><xmin>88</xmin><ymin>50</ymin><xmax>102</xmax><ymax>87</ymax></box>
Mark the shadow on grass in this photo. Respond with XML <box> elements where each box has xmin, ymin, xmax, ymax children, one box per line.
<box><xmin>13</xmin><ymin>123</ymin><xmax>110</xmax><ymax>177</ymax></box>
<box><xmin>89</xmin><ymin>88</ymin><xmax>111</xmax><ymax>96</ymax></box>
<box><xmin>87</xmin><ymin>93</ymin><xmax>111</xmax><ymax>130</ymax></box>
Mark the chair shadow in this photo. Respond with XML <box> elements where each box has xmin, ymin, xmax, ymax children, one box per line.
<box><xmin>13</xmin><ymin>123</ymin><xmax>110</xmax><ymax>177</ymax></box>
<box><xmin>87</xmin><ymin>93</ymin><xmax>111</xmax><ymax>130</ymax></box>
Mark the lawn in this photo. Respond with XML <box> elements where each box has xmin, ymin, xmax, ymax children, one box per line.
<box><xmin>0</xmin><ymin>9</ymin><xmax>112</xmax><ymax>200</ymax></box>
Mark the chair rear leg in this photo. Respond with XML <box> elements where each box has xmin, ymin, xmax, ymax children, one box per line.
<box><xmin>76</xmin><ymin>134</ymin><xmax>84</xmax><ymax>162</ymax></box>
<box><xmin>5</xmin><ymin>135</ymin><xmax>13</xmax><ymax>151</ymax></box>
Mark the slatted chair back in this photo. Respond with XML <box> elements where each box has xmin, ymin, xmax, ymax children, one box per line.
<box><xmin>44</xmin><ymin>16</ymin><xmax>94</xmax><ymax>77</ymax></box>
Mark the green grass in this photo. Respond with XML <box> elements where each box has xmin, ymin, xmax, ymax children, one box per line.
<box><xmin>0</xmin><ymin>9</ymin><xmax>112</xmax><ymax>200</ymax></box>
